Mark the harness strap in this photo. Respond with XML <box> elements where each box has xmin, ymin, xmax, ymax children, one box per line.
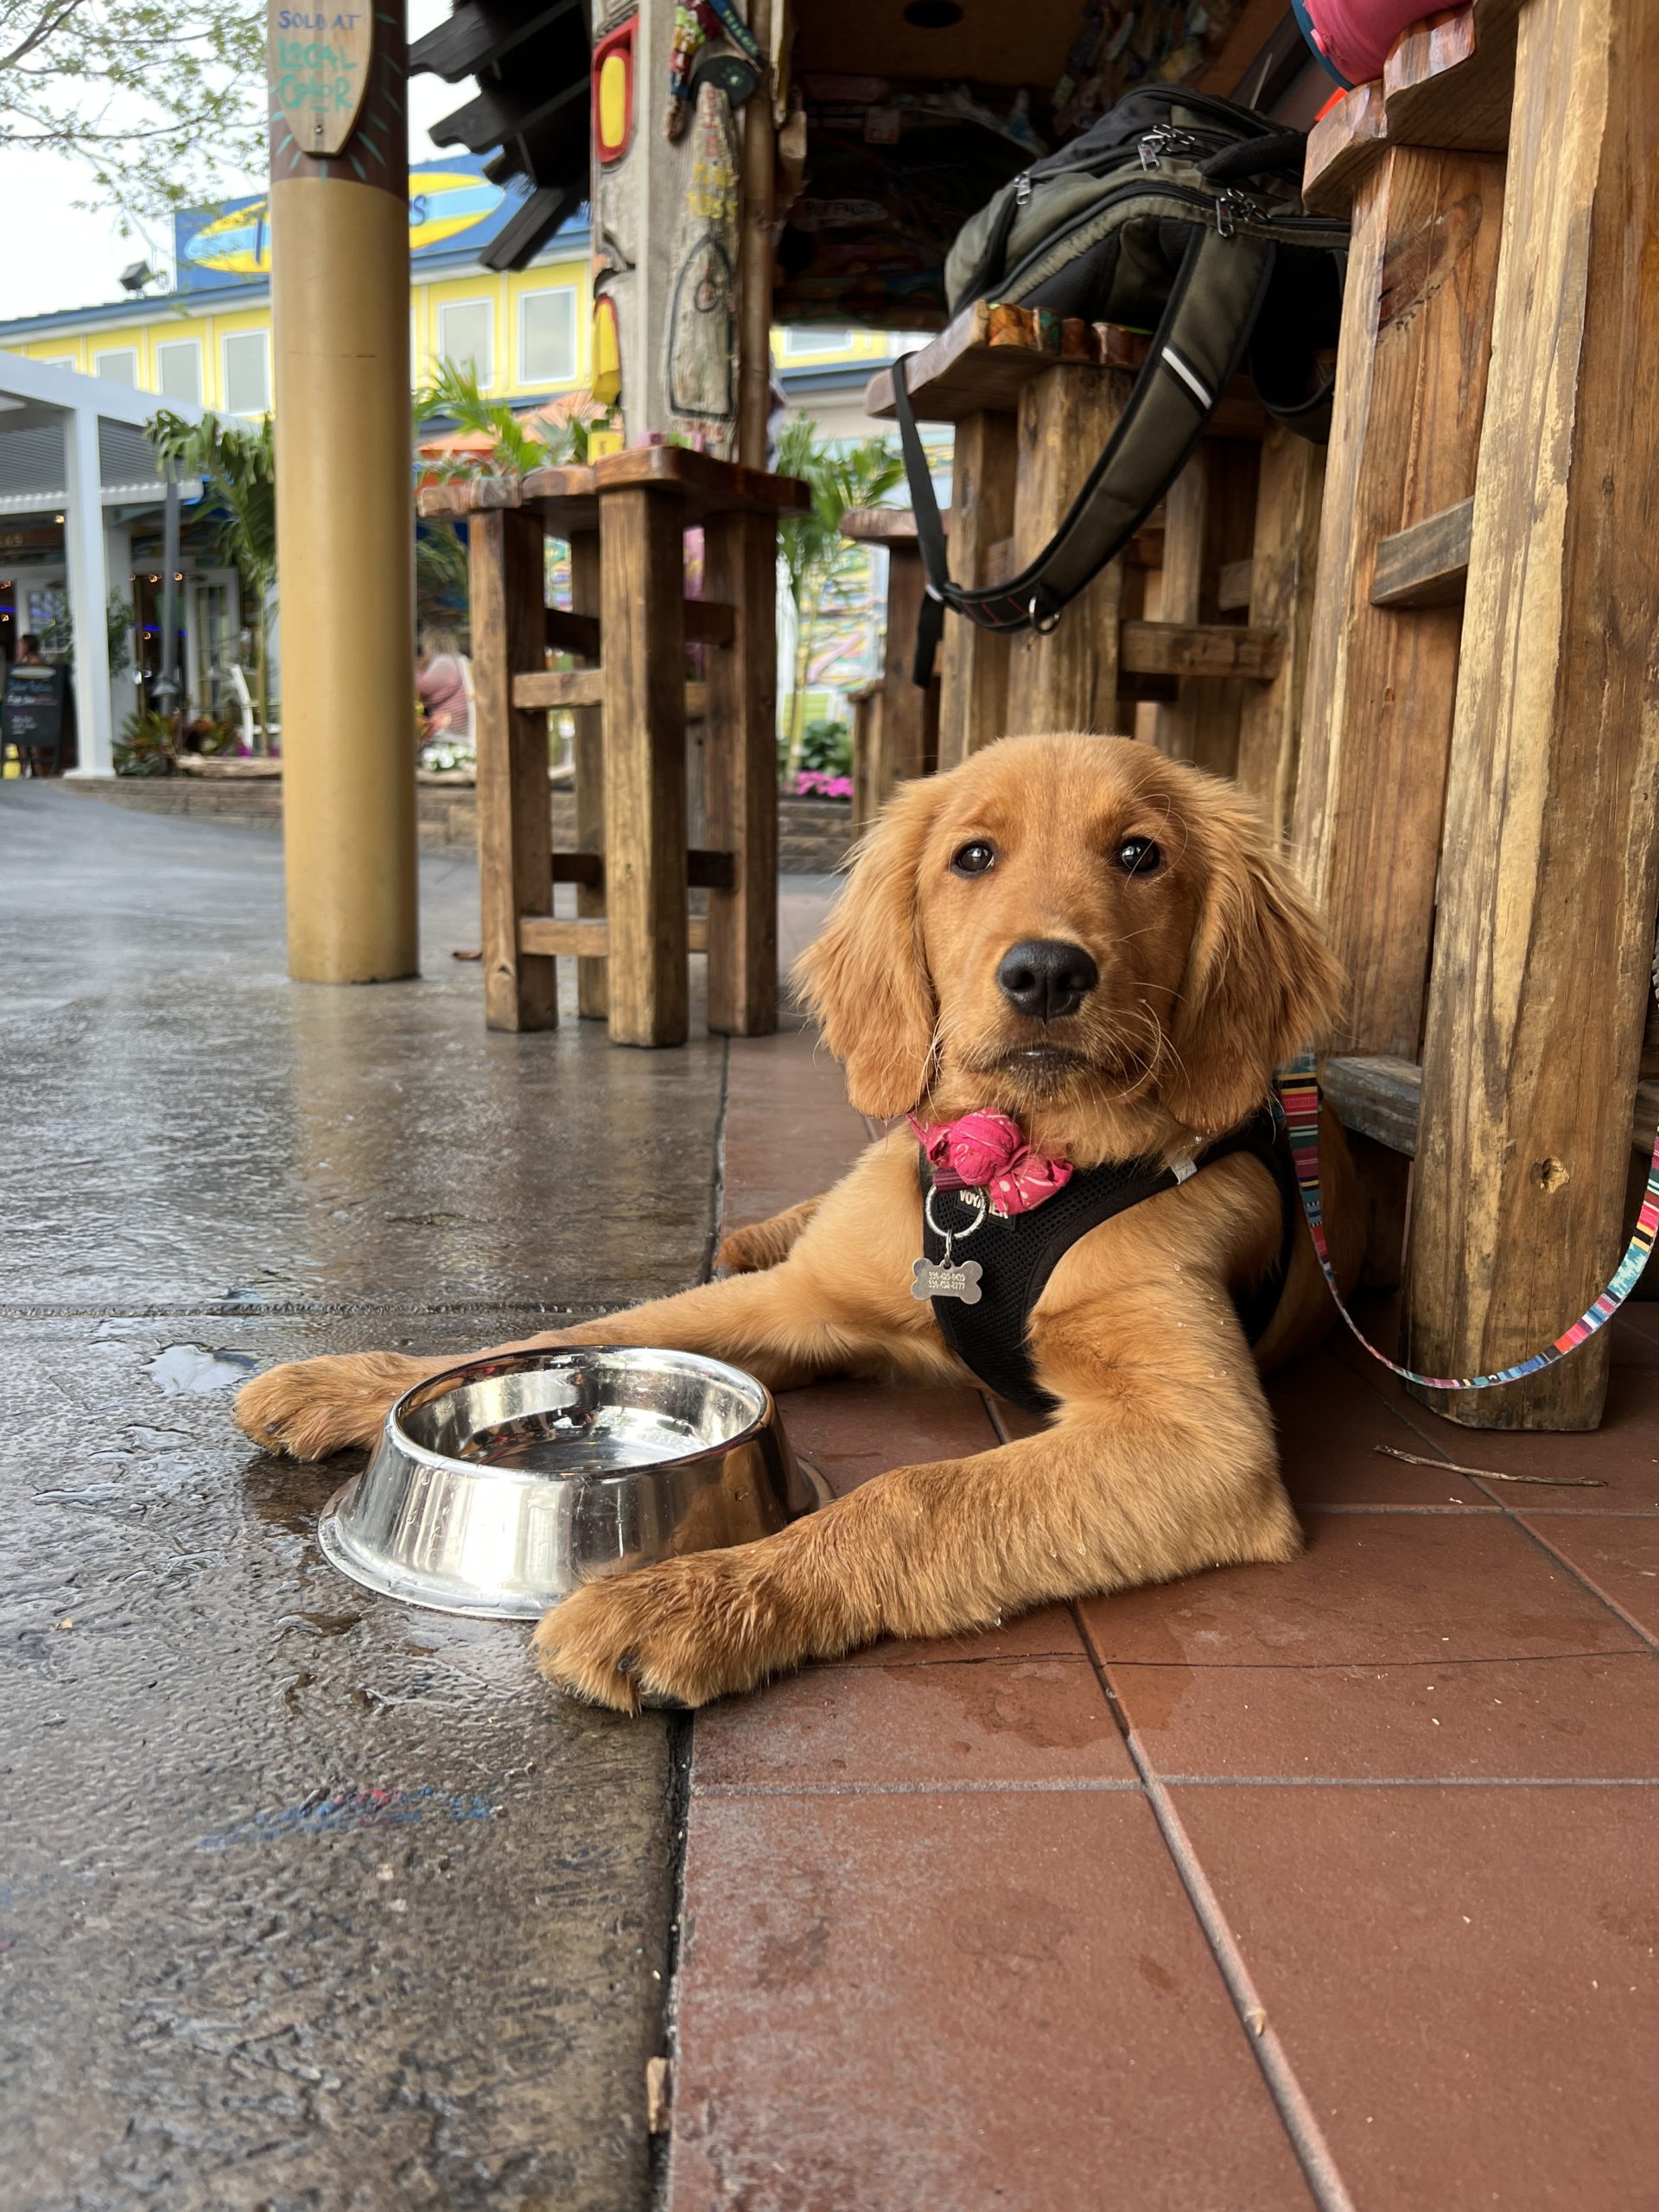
<box><xmin>895</xmin><ymin>223</ymin><xmax>1278</xmax><ymax>683</ymax></box>
<box><xmin>1276</xmin><ymin>1052</ymin><xmax>1659</xmax><ymax>1390</ymax></box>
<box><xmin>922</xmin><ymin>1107</ymin><xmax>1295</xmax><ymax>1415</ymax></box>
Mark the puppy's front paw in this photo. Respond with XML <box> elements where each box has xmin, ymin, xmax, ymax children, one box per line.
<box><xmin>234</xmin><ymin>1351</ymin><xmax>441</xmax><ymax>1461</ymax></box>
<box><xmin>532</xmin><ymin>1551</ymin><xmax>799</xmax><ymax>1713</ymax></box>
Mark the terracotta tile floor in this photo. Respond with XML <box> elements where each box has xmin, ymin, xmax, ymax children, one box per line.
<box><xmin>665</xmin><ymin>1025</ymin><xmax>1659</xmax><ymax>2211</ymax></box>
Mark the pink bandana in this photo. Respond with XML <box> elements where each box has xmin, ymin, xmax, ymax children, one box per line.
<box><xmin>909</xmin><ymin>1109</ymin><xmax>1073</xmax><ymax>1217</ymax></box>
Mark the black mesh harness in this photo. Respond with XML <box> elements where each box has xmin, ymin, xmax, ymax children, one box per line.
<box><xmin>918</xmin><ymin>1105</ymin><xmax>1300</xmax><ymax>1416</ymax></box>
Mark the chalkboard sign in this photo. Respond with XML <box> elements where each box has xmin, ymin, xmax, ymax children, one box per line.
<box><xmin>2</xmin><ymin>664</ymin><xmax>67</xmax><ymax>763</ymax></box>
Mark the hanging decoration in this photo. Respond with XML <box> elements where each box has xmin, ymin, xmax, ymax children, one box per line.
<box><xmin>664</xmin><ymin>80</ymin><xmax>741</xmax><ymax>450</ymax></box>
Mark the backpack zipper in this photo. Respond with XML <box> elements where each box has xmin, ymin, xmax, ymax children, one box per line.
<box><xmin>988</xmin><ymin>178</ymin><xmax>1343</xmax><ymax>305</ymax></box>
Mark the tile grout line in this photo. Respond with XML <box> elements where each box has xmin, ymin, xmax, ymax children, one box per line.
<box><xmin>1352</xmin><ymin>1377</ymin><xmax>1659</xmax><ymax>1651</ymax></box>
<box><xmin>659</xmin><ymin>1035</ymin><xmax>733</xmax><ymax>2204</ymax></box>
<box><xmin>1073</xmin><ymin>1607</ymin><xmax>1360</xmax><ymax>2212</ymax></box>
<box><xmin>1501</xmin><ymin>1515</ymin><xmax>1659</xmax><ymax>1655</ymax></box>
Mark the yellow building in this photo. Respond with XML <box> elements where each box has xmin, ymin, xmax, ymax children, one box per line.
<box><xmin>0</xmin><ymin>160</ymin><xmax>593</xmax><ymax>414</ymax></box>
<box><xmin>0</xmin><ymin>156</ymin><xmax>918</xmax><ymax>429</ymax></box>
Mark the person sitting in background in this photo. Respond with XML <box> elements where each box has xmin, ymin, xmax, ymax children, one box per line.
<box><xmin>416</xmin><ymin>629</ymin><xmax>471</xmax><ymax>741</ymax></box>
<box><xmin>16</xmin><ymin>633</ymin><xmax>45</xmax><ymax>665</ymax></box>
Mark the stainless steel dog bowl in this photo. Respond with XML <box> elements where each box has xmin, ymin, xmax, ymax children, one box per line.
<box><xmin>316</xmin><ymin>1347</ymin><xmax>825</xmax><ymax>1618</ymax></box>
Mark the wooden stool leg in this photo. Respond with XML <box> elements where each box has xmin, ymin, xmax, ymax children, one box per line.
<box><xmin>601</xmin><ymin>486</ymin><xmax>689</xmax><ymax>1047</ymax></box>
<box><xmin>1005</xmin><ymin>365</ymin><xmax>1134</xmax><ymax>734</ymax></box>
<box><xmin>470</xmin><ymin>505</ymin><xmax>556</xmax><ymax>1031</ymax></box>
<box><xmin>704</xmin><ymin>507</ymin><xmax>779</xmax><ymax>1036</ymax></box>
<box><xmin>937</xmin><ymin>410</ymin><xmax>1016</xmax><ymax>768</ymax></box>
<box><xmin>878</xmin><ymin>543</ymin><xmax>930</xmax><ymax>797</ymax></box>
<box><xmin>1236</xmin><ymin>424</ymin><xmax>1326</xmax><ymax>840</ymax></box>
<box><xmin>1150</xmin><ymin>440</ymin><xmax>1259</xmax><ymax>775</ymax></box>
<box><xmin>568</xmin><ymin>526</ymin><xmax>607</xmax><ymax>1020</ymax></box>
<box><xmin>1407</xmin><ymin>0</ymin><xmax>1659</xmax><ymax>1428</ymax></box>
<box><xmin>850</xmin><ymin>685</ymin><xmax>883</xmax><ymax>840</ymax></box>
<box><xmin>1292</xmin><ymin>145</ymin><xmax>1504</xmax><ymax>1058</ymax></box>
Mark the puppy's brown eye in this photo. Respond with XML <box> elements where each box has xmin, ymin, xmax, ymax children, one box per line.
<box><xmin>1113</xmin><ymin>836</ymin><xmax>1162</xmax><ymax>876</ymax></box>
<box><xmin>951</xmin><ymin>841</ymin><xmax>996</xmax><ymax>876</ymax></box>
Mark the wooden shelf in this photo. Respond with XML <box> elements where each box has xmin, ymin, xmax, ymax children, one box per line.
<box><xmin>1119</xmin><ymin>620</ymin><xmax>1281</xmax><ymax>680</ymax></box>
<box><xmin>1370</xmin><ymin>498</ymin><xmax>1473</xmax><ymax>610</ymax></box>
<box><xmin>865</xmin><ymin>300</ymin><xmax>1268</xmax><ymax>435</ymax></box>
<box><xmin>1322</xmin><ymin>1053</ymin><xmax>1659</xmax><ymax>1158</ymax></box>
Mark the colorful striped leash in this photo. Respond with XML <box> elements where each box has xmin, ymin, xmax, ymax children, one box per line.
<box><xmin>1274</xmin><ymin>1051</ymin><xmax>1659</xmax><ymax>1391</ymax></box>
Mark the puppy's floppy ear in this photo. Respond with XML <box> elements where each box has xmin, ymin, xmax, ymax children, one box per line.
<box><xmin>793</xmin><ymin>775</ymin><xmax>940</xmax><ymax>1117</ymax></box>
<box><xmin>1160</xmin><ymin>784</ymin><xmax>1346</xmax><ymax>1136</ymax></box>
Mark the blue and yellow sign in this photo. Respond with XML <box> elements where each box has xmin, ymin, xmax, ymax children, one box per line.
<box><xmin>174</xmin><ymin>156</ymin><xmax>518</xmax><ymax>289</ymax></box>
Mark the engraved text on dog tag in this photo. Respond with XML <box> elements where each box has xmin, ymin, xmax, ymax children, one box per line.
<box><xmin>912</xmin><ymin>1255</ymin><xmax>983</xmax><ymax>1305</ymax></box>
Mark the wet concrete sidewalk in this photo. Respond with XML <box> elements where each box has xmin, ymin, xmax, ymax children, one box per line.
<box><xmin>0</xmin><ymin>785</ymin><xmax>764</xmax><ymax>2210</ymax></box>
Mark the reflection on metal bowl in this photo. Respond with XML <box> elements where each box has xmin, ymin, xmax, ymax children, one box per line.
<box><xmin>317</xmin><ymin>1347</ymin><xmax>825</xmax><ymax>1619</ymax></box>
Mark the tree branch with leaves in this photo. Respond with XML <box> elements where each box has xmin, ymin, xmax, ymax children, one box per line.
<box><xmin>0</xmin><ymin>0</ymin><xmax>264</xmax><ymax>222</ymax></box>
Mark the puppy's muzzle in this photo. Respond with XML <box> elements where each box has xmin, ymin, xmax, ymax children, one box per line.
<box><xmin>996</xmin><ymin>938</ymin><xmax>1099</xmax><ymax>1022</ymax></box>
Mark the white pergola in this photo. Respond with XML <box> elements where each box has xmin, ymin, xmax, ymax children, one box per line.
<box><xmin>0</xmin><ymin>351</ymin><xmax>202</xmax><ymax>775</ymax></box>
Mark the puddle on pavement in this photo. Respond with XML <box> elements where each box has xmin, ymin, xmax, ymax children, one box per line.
<box><xmin>145</xmin><ymin>1344</ymin><xmax>260</xmax><ymax>1396</ymax></box>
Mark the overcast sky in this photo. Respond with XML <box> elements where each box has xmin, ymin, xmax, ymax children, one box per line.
<box><xmin>0</xmin><ymin>0</ymin><xmax>456</xmax><ymax>325</ymax></box>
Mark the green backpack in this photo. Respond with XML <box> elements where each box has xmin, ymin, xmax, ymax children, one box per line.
<box><xmin>895</xmin><ymin>86</ymin><xmax>1349</xmax><ymax>678</ymax></box>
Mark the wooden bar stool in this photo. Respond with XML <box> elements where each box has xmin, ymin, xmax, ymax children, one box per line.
<box><xmin>420</xmin><ymin>447</ymin><xmax>808</xmax><ymax>1046</ymax></box>
<box><xmin>862</xmin><ymin>309</ymin><xmax>1307</xmax><ymax>826</ymax></box>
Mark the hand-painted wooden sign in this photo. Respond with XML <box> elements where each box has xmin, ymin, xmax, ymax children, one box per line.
<box><xmin>268</xmin><ymin>3</ymin><xmax>374</xmax><ymax>157</ymax></box>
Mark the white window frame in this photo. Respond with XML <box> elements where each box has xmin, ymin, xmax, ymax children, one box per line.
<box><xmin>437</xmin><ymin>297</ymin><xmax>495</xmax><ymax>387</ymax></box>
<box><xmin>92</xmin><ymin>346</ymin><xmax>139</xmax><ymax>386</ymax></box>
<box><xmin>221</xmin><ymin>329</ymin><xmax>271</xmax><ymax>416</ymax></box>
<box><xmin>782</xmin><ymin>327</ymin><xmax>853</xmax><ymax>359</ymax></box>
<box><xmin>518</xmin><ymin>286</ymin><xmax>578</xmax><ymax>388</ymax></box>
<box><xmin>154</xmin><ymin>337</ymin><xmax>203</xmax><ymax>405</ymax></box>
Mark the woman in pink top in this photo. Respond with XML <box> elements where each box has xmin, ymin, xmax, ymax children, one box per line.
<box><xmin>416</xmin><ymin>629</ymin><xmax>471</xmax><ymax>740</ymax></box>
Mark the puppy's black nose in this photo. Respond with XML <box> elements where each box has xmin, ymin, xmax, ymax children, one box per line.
<box><xmin>996</xmin><ymin>938</ymin><xmax>1099</xmax><ymax>1021</ymax></box>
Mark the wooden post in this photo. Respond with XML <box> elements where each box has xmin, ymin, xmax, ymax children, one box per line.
<box><xmin>470</xmin><ymin>507</ymin><xmax>557</xmax><ymax>1032</ymax></box>
<box><xmin>568</xmin><ymin>528</ymin><xmax>607</xmax><ymax>1020</ymax></box>
<box><xmin>601</xmin><ymin>485</ymin><xmax>690</xmax><ymax>1046</ymax></box>
<box><xmin>1405</xmin><ymin>0</ymin><xmax>1659</xmax><ymax>1429</ymax></box>
<box><xmin>849</xmin><ymin>683</ymin><xmax>883</xmax><ymax>840</ymax></box>
<box><xmin>704</xmin><ymin>507</ymin><xmax>779</xmax><ymax>1034</ymax></box>
<box><xmin>1150</xmin><ymin>440</ymin><xmax>1259</xmax><ymax>774</ymax></box>
<box><xmin>736</xmin><ymin>0</ymin><xmax>774</xmax><ymax>468</ymax></box>
<box><xmin>878</xmin><ymin>542</ymin><xmax>932</xmax><ymax>790</ymax></box>
<box><xmin>270</xmin><ymin>1</ymin><xmax>418</xmax><ymax>982</ymax></box>
<box><xmin>1291</xmin><ymin>147</ymin><xmax>1505</xmax><ymax>1058</ymax></box>
<box><xmin>1235</xmin><ymin>424</ymin><xmax>1326</xmax><ymax>839</ymax></box>
<box><xmin>937</xmin><ymin>410</ymin><xmax>1016</xmax><ymax>767</ymax></box>
<box><xmin>1005</xmin><ymin>365</ymin><xmax>1133</xmax><ymax>734</ymax></box>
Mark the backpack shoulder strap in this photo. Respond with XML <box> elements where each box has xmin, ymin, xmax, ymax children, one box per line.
<box><xmin>897</xmin><ymin>223</ymin><xmax>1278</xmax><ymax>683</ymax></box>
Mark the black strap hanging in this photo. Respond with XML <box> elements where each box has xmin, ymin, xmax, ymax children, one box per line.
<box><xmin>894</xmin><ymin>224</ymin><xmax>1279</xmax><ymax>688</ymax></box>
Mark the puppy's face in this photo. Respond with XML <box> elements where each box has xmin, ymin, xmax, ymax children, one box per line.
<box><xmin>798</xmin><ymin>734</ymin><xmax>1344</xmax><ymax>1141</ymax></box>
<box><xmin>916</xmin><ymin>741</ymin><xmax>1202</xmax><ymax>1113</ymax></box>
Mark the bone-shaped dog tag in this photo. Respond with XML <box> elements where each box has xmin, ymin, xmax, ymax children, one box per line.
<box><xmin>912</xmin><ymin>1255</ymin><xmax>983</xmax><ymax>1304</ymax></box>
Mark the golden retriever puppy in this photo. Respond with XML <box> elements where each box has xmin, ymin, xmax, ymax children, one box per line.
<box><xmin>237</xmin><ymin>734</ymin><xmax>1362</xmax><ymax>1710</ymax></box>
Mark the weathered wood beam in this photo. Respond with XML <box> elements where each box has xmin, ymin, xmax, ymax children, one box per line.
<box><xmin>410</xmin><ymin>0</ymin><xmax>582</xmax><ymax>84</ymax></box>
<box><xmin>550</xmin><ymin>849</ymin><xmax>735</xmax><ymax>891</ymax></box>
<box><xmin>1322</xmin><ymin>1054</ymin><xmax>1659</xmax><ymax>1163</ymax></box>
<box><xmin>518</xmin><ymin>916</ymin><xmax>710</xmax><ymax>958</ymax></box>
<box><xmin>1369</xmin><ymin>498</ymin><xmax>1472</xmax><ymax>607</ymax></box>
<box><xmin>470</xmin><ymin>507</ymin><xmax>557</xmax><ymax>1031</ymax></box>
<box><xmin>1006</xmin><ymin>366</ymin><xmax>1134</xmax><ymax>733</ymax></box>
<box><xmin>1236</xmin><ymin>425</ymin><xmax>1326</xmax><ymax>840</ymax></box>
<box><xmin>1121</xmin><ymin>620</ymin><xmax>1281</xmax><ymax>680</ymax></box>
<box><xmin>1406</xmin><ymin>0</ymin><xmax>1659</xmax><ymax>1429</ymax></box>
<box><xmin>1291</xmin><ymin>148</ymin><xmax>1503</xmax><ymax>1063</ymax></box>
<box><xmin>937</xmin><ymin>413</ymin><xmax>1015</xmax><ymax>768</ymax></box>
